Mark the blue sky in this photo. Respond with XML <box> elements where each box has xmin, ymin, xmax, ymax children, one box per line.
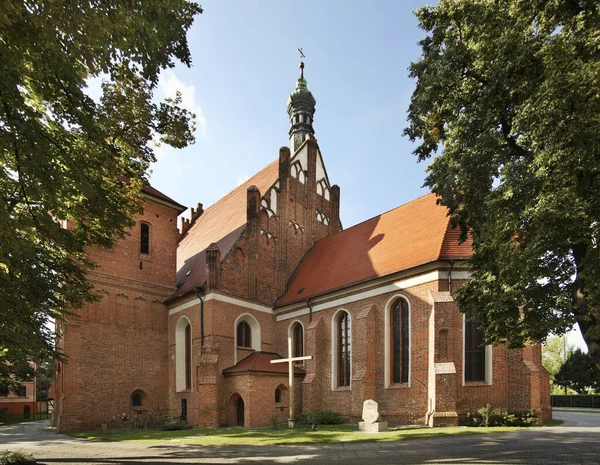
<box><xmin>147</xmin><ymin>0</ymin><xmax>585</xmax><ymax>351</ymax></box>
<box><xmin>151</xmin><ymin>0</ymin><xmax>430</xmax><ymax>228</ymax></box>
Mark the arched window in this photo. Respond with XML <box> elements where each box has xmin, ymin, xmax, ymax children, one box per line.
<box><xmin>292</xmin><ymin>322</ymin><xmax>303</xmax><ymax>358</ymax></box>
<box><xmin>465</xmin><ymin>312</ymin><xmax>486</xmax><ymax>382</ymax></box>
<box><xmin>140</xmin><ymin>223</ymin><xmax>150</xmax><ymax>254</ymax></box>
<box><xmin>131</xmin><ymin>391</ymin><xmax>143</xmax><ymax>408</ymax></box>
<box><xmin>185</xmin><ymin>324</ymin><xmax>192</xmax><ymax>389</ymax></box>
<box><xmin>391</xmin><ymin>298</ymin><xmax>410</xmax><ymax>384</ymax></box>
<box><xmin>237</xmin><ymin>321</ymin><xmax>251</xmax><ymax>348</ymax></box>
<box><xmin>275</xmin><ymin>387</ymin><xmax>282</xmax><ymax>403</ymax></box>
<box><xmin>175</xmin><ymin>317</ymin><xmax>192</xmax><ymax>392</ymax></box>
<box><xmin>335</xmin><ymin>311</ymin><xmax>351</xmax><ymax>387</ymax></box>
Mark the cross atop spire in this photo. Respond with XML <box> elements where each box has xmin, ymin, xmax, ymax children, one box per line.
<box><xmin>298</xmin><ymin>48</ymin><xmax>305</xmax><ymax>79</ymax></box>
<box><xmin>287</xmin><ymin>49</ymin><xmax>316</xmax><ymax>152</ymax></box>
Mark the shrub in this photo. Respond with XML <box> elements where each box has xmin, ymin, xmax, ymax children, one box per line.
<box><xmin>162</xmin><ymin>420</ymin><xmax>194</xmax><ymax>431</ymax></box>
<box><xmin>463</xmin><ymin>405</ymin><xmax>537</xmax><ymax>427</ymax></box>
<box><xmin>296</xmin><ymin>409</ymin><xmax>343</xmax><ymax>427</ymax></box>
<box><xmin>0</xmin><ymin>450</ymin><xmax>35</xmax><ymax>465</ymax></box>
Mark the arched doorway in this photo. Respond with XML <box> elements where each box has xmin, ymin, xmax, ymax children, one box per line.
<box><xmin>236</xmin><ymin>397</ymin><xmax>245</xmax><ymax>426</ymax></box>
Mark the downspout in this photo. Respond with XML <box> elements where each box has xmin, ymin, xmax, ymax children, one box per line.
<box><xmin>448</xmin><ymin>260</ymin><xmax>455</xmax><ymax>293</ymax></box>
<box><xmin>306</xmin><ymin>299</ymin><xmax>313</xmax><ymax>323</ymax></box>
<box><xmin>194</xmin><ymin>287</ymin><xmax>204</xmax><ymax>347</ymax></box>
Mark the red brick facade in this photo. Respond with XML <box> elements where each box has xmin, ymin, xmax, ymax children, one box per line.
<box><xmin>54</xmin><ymin>86</ymin><xmax>550</xmax><ymax>431</ymax></box>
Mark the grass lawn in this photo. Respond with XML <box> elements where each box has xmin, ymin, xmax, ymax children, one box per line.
<box><xmin>0</xmin><ymin>413</ymin><xmax>51</xmax><ymax>426</ymax></box>
<box><xmin>68</xmin><ymin>422</ymin><xmax>555</xmax><ymax>446</ymax></box>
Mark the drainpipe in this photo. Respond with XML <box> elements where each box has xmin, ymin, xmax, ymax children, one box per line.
<box><xmin>194</xmin><ymin>287</ymin><xmax>204</xmax><ymax>347</ymax></box>
<box><xmin>448</xmin><ymin>260</ymin><xmax>455</xmax><ymax>293</ymax></box>
<box><xmin>306</xmin><ymin>299</ymin><xmax>313</xmax><ymax>323</ymax></box>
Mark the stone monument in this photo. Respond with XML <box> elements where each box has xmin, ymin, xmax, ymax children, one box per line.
<box><xmin>358</xmin><ymin>399</ymin><xmax>388</xmax><ymax>432</ymax></box>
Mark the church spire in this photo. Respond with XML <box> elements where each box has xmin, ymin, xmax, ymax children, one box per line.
<box><xmin>287</xmin><ymin>55</ymin><xmax>316</xmax><ymax>153</ymax></box>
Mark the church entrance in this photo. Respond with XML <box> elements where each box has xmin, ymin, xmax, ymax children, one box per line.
<box><xmin>229</xmin><ymin>393</ymin><xmax>245</xmax><ymax>426</ymax></box>
<box><xmin>236</xmin><ymin>397</ymin><xmax>244</xmax><ymax>426</ymax></box>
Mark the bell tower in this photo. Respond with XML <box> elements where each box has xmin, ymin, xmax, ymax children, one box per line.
<box><xmin>286</xmin><ymin>60</ymin><xmax>316</xmax><ymax>153</ymax></box>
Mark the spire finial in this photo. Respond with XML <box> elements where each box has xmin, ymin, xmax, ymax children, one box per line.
<box><xmin>298</xmin><ymin>48</ymin><xmax>305</xmax><ymax>79</ymax></box>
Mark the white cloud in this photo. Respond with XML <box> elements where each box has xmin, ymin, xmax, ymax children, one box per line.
<box><xmin>236</xmin><ymin>174</ymin><xmax>250</xmax><ymax>186</ymax></box>
<box><xmin>158</xmin><ymin>70</ymin><xmax>207</xmax><ymax>137</ymax></box>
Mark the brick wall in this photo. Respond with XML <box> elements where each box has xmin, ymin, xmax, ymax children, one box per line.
<box><xmin>55</xmin><ymin>197</ymin><xmax>180</xmax><ymax>432</ymax></box>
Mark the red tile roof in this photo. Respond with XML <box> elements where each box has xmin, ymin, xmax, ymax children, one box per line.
<box><xmin>142</xmin><ymin>184</ymin><xmax>186</xmax><ymax>212</ymax></box>
<box><xmin>176</xmin><ymin>161</ymin><xmax>280</xmax><ymax>294</ymax></box>
<box><xmin>276</xmin><ymin>193</ymin><xmax>472</xmax><ymax>307</ymax></box>
<box><xmin>222</xmin><ymin>352</ymin><xmax>306</xmax><ymax>375</ymax></box>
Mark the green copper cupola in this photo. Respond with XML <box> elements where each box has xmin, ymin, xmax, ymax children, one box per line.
<box><xmin>287</xmin><ymin>61</ymin><xmax>316</xmax><ymax>153</ymax></box>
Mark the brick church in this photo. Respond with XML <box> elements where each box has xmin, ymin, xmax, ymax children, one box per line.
<box><xmin>54</xmin><ymin>63</ymin><xmax>551</xmax><ymax>432</ymax></box>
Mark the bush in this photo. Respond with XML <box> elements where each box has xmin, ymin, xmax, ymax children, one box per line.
<box><xmin>463</xmin><ymin>405</ymin><xmax>537</xmax><ymax>427</ymax></box>
<box><xmin>162</xmin><ymin>421</ymin><xmax>194</xmax><ymax>431</ymax></box>
<box><xmin>296</xmin><ymin>409</ymin><xmax>343</xmax><ymax>427</ymax></box>
<box><xmin>0</xmin><ymin>450</ymin><xmax>35</xmax><ymax>465</ymax></box>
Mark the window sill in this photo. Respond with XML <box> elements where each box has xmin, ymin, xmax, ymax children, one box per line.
<box><xmin>386</xmin><ymin>383</ymin><xmax>411</xmax><ymax>389</ymax></box>
<box><xmin>333</xmin><ymin>386</ymin><xmax>351</xmax><ymax>392</ymax></box>
<box><xmin>463</xmin><ymin>381</ymin><xmax>492</xmax><ymax>387</ymax></box>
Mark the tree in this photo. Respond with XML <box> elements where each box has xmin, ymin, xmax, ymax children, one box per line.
<box><xmin>0</xmin><ymin>1</ymin><xmax>202</xmax><ymax>383</ymax></box>
<box><xmin>542</xmin><ymin>335</ymin><xmax>573</xmax><ymax>394</ymax></box>
<box><xmin>405</xmin><ymin>0</ymin><xmax>600</xmax><ymax>367</ymax></box>
<box><xmin>542</xmin><ymin>335</ymin><xmax>573</xmax><ymax>379</ymax></box>
<box><xmin>554</xmin><ymin>349</ymin><xmax>600</xmax><ymax>394</ymax></box>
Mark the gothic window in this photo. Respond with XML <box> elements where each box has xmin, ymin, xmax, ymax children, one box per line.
<box><xmin>175</xmin><ymin>317</ymin><xmax>192</xmax><ymax>392</ymax></box>
<box><xmin>275</xmin><ymin>387</ymin><xmax>282</xmax><ymax>403</ymax></box>
<box><xmin>391</xmin><ymin>298</ymin><xmax>410</xmax><ymax>384</ymax></box>
<box><xmin>131</xmin><ymin>391</ymin><xmax>143</xmax><ymax>408</ymax></box>
<box><xmin>140</xmin><ymin>223</ymin><xmax>150</xmax><ymax>254</ymax></box>
<box><xmin>185</xmin><ymin>323</ymin><xmax>192</xmax><ymax>390</ymax></box>
<box><xmin>292</xmin><ymin>322</ymin><xmax>303</xmax><ymax>359</ymax></box>
<box><xmin>336</xmin><ymin>311</ymin><xmax>351</xmax><ymax>387</ymax></box>
<box><xmin>237</xmin><ymin>321</ymin><xmax>251</xmax><ymax>348</ymax></box>
<box><xmin>465</xmin><ymin>313</ymin><xmax>486</xmax><ymax>382</ymax></box>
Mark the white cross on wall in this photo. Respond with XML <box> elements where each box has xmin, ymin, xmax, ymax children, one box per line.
<box><xmin>270</xmin><ymin>336</ymin><xmax>312</xmax><ymax>429</ymax></box>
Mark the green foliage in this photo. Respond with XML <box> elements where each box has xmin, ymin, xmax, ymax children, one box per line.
<box><xmin>555</xmin><ymin>349</ymin><xmax>600</xmax><ymax>394</ymax></box>
<box><xmin>542</xmin><ymin>335</ymin><xmax>573</xmax><ymax>378</ymax></box>
<box><xmin>162</xmin><ymin>421</ymin><xmax>194</xmax><ymax>431</ymax></box>
<box><xmin>109</xmin><ymin>410</ymin><xmax>183</xmax><ymax>430</ymax></box>
<box><xmin>406</xmin><ymin>0</ymin><xmax>600</xmax><ymax>367</ymax></box>
<box><xmin>270</xmin><ymin>414</ymin><xmax>282</xmax><ymax>429</ymax></box>
<box><xmin>464</xmin><ymin>405</ymin><xmax>537</xmax><ymax>427</ymax></box>
<box><xmin>296</xmin><ymin>409</ymin><xmax>343</xmax><ymax>426</ymax></box>
<box><xmin>0</xmin><ymin>1</ymin><xmax>202</xmax><ymax>383</ymax></box>
<box><xmin>0</xmin><ymin>450</ymin><xmax>35</xmax><ymax>465</ymax></box>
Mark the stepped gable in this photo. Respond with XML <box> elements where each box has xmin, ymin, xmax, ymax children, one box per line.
<box><xmin>222</xmin><ymin>352</ymin><xmax>305</xmax><ymax>375</ymax></box>
<box><xmin>176</xmin><ymin>160</ymin><xmax>279</xmax><ymax>294</ymax></box>
<box><xmin>276</xmin><ymin>193</ymin><xmax>472</xmax><ymax>307</ymax></box>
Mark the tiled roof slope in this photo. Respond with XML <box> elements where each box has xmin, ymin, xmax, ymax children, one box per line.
<box><xmin>176</xmin><ymin>160</ymin><xmax>279</xmax><ymax>294</ymax></box>
<box><xmin>222</xmin><ymin>352</ymin><xmax>306</xmax><ymax>375</ymax></box>
<box><xmin>142</xmin><ymin>184</ymin><xmax>186</xmax><ymax>211</ymax></box>
<box><xmin>276</xmin><ymin>193</ymin><xmax>472</xmax><ymax>307</ymax></box>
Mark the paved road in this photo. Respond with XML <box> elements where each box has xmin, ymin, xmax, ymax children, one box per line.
<box><xmin>0</xmin><ymin>411</ymin><xmax>599</xmax><ymax>464</ymax></box>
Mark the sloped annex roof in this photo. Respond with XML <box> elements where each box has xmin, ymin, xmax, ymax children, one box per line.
<box><xmin>222</xmin><ymin>351</ymin><xmax>306</xmax><ymax>375</ymax></box>
<box><xmin>175</xmin><ymin>160</ymin><xmax>279</xmax><ymax>295</ymax></box>
<box><xmin>276</xmin><ymin>193</ymin><xmax>472</xmax><ymax>307</ymax></box>
<box><xmin>142</xmin><ymin>184</ymin><xmax>186</xmax><ymax>212</ymax></box>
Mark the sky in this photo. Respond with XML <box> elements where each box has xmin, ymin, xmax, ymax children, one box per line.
<box><xmin>143</xmin><ymin>0</ymin><xmax>586</xmax><ymax>351</ymax></box>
